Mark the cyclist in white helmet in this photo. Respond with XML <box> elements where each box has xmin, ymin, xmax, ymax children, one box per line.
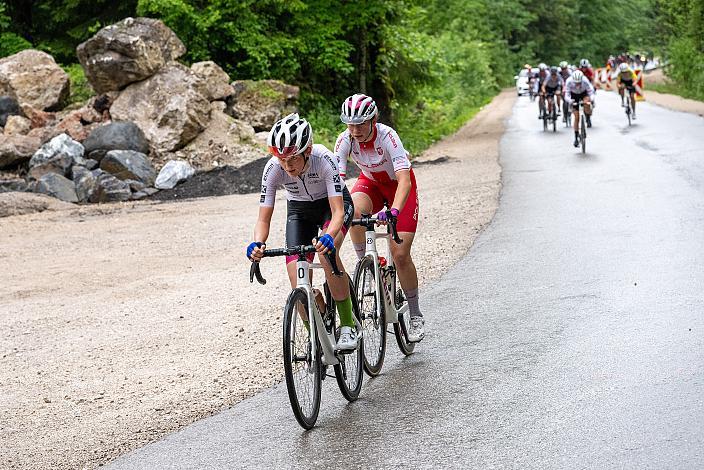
<box><xmin>616</xmin><ymin>62</ymin><xmax>638</xmax><ymax>118</ymax></box>
<box><xmin>535</xmin><ymin>63</ymin><xmax>550</xmax><ymax>118</ymax></box>
<box><xmin>564</xmin><ymin>70</ymin><xmax>595</xmax><ymax>147</ymax></box>
<box><xmin>334</xmin><ymin>93</ymin><xmax>425</xmax><ymax>342</ymax></box>
<box><xmin>247</xmin><ymin>113</ymin><xmax>359</xmax><ymax>351</ymax></box>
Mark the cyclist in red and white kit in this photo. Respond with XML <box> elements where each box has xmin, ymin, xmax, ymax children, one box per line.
<box><xmin>334</xmin><ymin>94</ymin><xmax>424</xmax><ymax>342</ymax></box>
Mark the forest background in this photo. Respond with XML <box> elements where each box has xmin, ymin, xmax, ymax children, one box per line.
<box><xmin>0</xmin><ymin>0</ymin><xmax>702</xmax><ymax>153</ymax></box>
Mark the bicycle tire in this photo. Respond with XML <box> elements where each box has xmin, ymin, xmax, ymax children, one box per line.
<box><xmin>580</xmin><ymin>114</ymin><xmax>587</xmax><ymax>154</ymax></box>
<box><xmin>353</xmin><ymin>256</ymin><xmax>386</xmax><ymax>377</ymax></box>
<box><xmin>333</xmin><ymin>276</ymin><xmax>364</xmax><ymax>401</ymax></box>
<box><xmin>393</xmin><ymin>289</ymin><xmax>415</xmax><ymax>356</ymax></box>
<box><xmin>552</xmin><ymin>105</ymin><xmax>557</xmax><ymax>132</ymax></box>
<box><xmin>626</xmin><ymin>103</ymin><xmax>631</xmax><ymax>126</ymax></box>
<box><xmin>283</xmin><ymin>288</ymin><xmax>321</xmax><ymax>430</ymax></box>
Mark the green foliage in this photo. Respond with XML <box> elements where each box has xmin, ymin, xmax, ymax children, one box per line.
<box><xmin>63</xmin><ymin>63</ymin><xmax>94</xmax><ymax>105</ymax></box>
<box><xmin>0</xmin><ymin>32</ymin><xmax>32</xmax><ymax>57</ymax></box>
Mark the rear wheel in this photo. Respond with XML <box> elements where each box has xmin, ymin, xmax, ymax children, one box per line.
<box><xmin>283</xmin><ymin>288</ymin><xmax>321</xmax><ymax>430</ymax></box>
<box><xmin>333</xmin><ymin>276</ymin><xmax>364</xmax><ymax>401</ymax></box>
<box><xmin>354</xmin><ymin>256</ymin><xmax>386</xmax><ymax>376</ymax></box>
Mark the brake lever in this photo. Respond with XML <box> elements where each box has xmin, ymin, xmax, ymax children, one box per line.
<box><xmin>250</xmin><ymin>261</ymin><xmax>266</xmax><ymax>285</ymax></box>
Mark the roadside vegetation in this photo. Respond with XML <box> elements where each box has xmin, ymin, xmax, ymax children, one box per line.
<box><xmin>1</xmin><ymin>0</ymin><xmax>702</xmax><ymax>153</ymax></box>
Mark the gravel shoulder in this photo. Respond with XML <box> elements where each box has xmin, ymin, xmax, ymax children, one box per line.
<box><xmin>0</xmin><ymin>90</ymin><xmax>515</xmax><ymax>469</ymax></box>
<box><xmin>644</xmin><ymin>90</ymin><xmax>704</xmax><ymax>117</ymax></box>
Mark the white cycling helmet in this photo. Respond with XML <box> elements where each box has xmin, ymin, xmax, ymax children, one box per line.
<box><xmin>538</xmin><ymin>63</ymin><xmax>547</xmax><ymax>70</ymax></box>
<box><xmin>267</xmin><ymin>113</ymin><xmax>312</xmax><ymax>159</ymax></box>
<box><xmin>559</xmin><ymin>61</ymin><xmax>568</xmax><ymax>68</ymax></box>
<box><xmin>340</xmin><ymin>94</ymin><xmax>378</xmax><ymax>125</ymax></box>
<box><xmin>618</xmin><ymin>62</ymin><xmax>630</xmax><ymax>72</ymax></box>
<box><xmin>572</xmin><ymin>70</ymin><xmax>584</xmax><ymax>82</ymax></box>
<box><xmin>580</xmin><ymin>58</ymin><xmax>590</xmax><ymax>68</ymax></box>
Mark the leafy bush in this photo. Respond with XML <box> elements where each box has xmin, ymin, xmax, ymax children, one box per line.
<box><xmin>0</xmin><ymin>32</ymin><xmax>32</xmax><ymax>57</ymax></box>
<box><xmin>63</xmin><ymin>63</ymin><xmax>94</xmax><ymax>105</ymax></box>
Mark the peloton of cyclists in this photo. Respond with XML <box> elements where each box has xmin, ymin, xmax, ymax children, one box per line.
<box><xmin>616</xmin><ymin>62</ymin><xmax>638</xmax><ymax>119</ymax></box>
<box><xmin>564</xmin><ymin>70</ymin><xmax>595</xmax><ymax>147</ymax></box>
<box><xmin>246</xmin><ymin>113</ymin><xmax>359</xmax><ymax>351</ymax></box>
<box><xmin>334</xmin><ymin>93</ymin><xmax>425</xmax><ymax>343</ymax></box>
<box><xmin>541</xmin><ymin>66</ymin><xmax>564</xmax><ymax>119</ymax></box>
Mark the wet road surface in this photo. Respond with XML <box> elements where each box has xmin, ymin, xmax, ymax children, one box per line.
<box><xmin>109</xmin><ymin>91</ymin><xmax>704</xmax><ymax>469</ymax></box>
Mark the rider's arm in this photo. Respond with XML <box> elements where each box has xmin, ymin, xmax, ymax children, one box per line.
<box><xmin>586</xmin><ymin>79</ymin><xmax>595</xmax><ymax>97</ymax></box>
<box><xmin>391</xmin><ymin>169</ymin><xmax>412</xmax><ymax>212</ymax></box>
<box><xmin>253</xmin><ymin>205</ymin><xmax>274</xmax><ymax>245</ymax></box>
<box><xmin>333</xmin><ymin>132</ymin><xmax>350</xmax><ymax>179</ymax></box>
<box><xmin>324</xmin><ymin>195</ymin><xmax>345</xmax><ymax>240</ymax></box>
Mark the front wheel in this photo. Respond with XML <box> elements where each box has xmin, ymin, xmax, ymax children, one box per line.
<box><xmin>283</xmin><ymin>288</ymin><xmax>321</xmax><ymax>430</ymax></box>
<box><xmin>354</xmin><ymin>256</ymin><xmax>387</xmax><ymax>377</ymax></box>
<box><xmin>393</xmin><ymin>290</ymin><xmax>415</xmax><ymax>356</ymax></box>
<box><xmin>580</xmin><ymin>114</ymin><xmax>587</xmax><ymax>154</ymax></box>
<box><xmin>333</xmin><ymin>276</ymin><xmax>364</xmax><ymax>401</ymax></box>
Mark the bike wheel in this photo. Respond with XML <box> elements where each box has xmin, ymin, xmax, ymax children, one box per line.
<box><xmin>393</xmin><ymin>289</ymin><xmax>415</xmax><ymax>356</ymax></box>
<box><xmin>552</xmin><ymin>109</ymin><xmax>557</xmax><ymax>132</ymax></box>
<box><xmin>333</xmin><ymin>276</ymin><xmax>364</xmax><ymax>401</ymax></box>
<box><xmin>626</xmin><ymin>105</ymin><xmax>631</xmax><ymax>126</ymax></box>
<box><xmin>283</xmin><ymin>288</ymin><xmax>321</xmax><ymax>429</ymax></box>
<box><xmin>353</xmin><ymin>256</ymin><xmax>386</xmax><ymax>377</ymax></box>
<box><xmin>580</xmin><ymin>115</ymin><xmax>587</xmax><ymax>154</ymax></box>
<box><xmin>543</xmin><ymin>114</ymin><xmax>547</xmax><ymax>131</ymax></box>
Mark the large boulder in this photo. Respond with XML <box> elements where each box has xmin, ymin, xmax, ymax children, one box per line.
<box><xmin>91</xmin><ymin>172</ymin><xmax>132</xmax><ymax>203</ymax></box>
<box><xmin>0</xmin><ymin>134</ymin><xmax>41</xmax><ymax>168</ymax></box>
<box><xmin>29</xmin><ymin>133</ymin><xmax>85</xmax><ymax>178</ymax></box>
<box><xmin>110</xmin><ymin>63</ymin><xmax>211</xmax><ymax>153</ymax></box>
<box><xmin>154</xmin><ymin>160</ymin><xmax>195</xmax><ymax>189</ymax></box>
<box><xmin>33</xmin><ymin>173</ymin><xmax>78</xmax><ymax>203</ymax></box>
<box><xmin>0</xmin><ymin>50</ymin><xmax>70</xmax><ymax>111</ymax></box>
<box><xmin>160</xmin><ymin>103</ymin><xmax>260</xmax><ymax>171</ymax></box>
<box><xmin>100</xmin><ymin>150</ymin><xmax>156</xmax><ymax>185</ymax></box>
<box><xmin>0</xmin><ymin>178</ymin><xmax>29</xmax><ymax>193</ymax></box>
<box><xmin>76</xmin><ymin>17</ymin><xmax>186</xmax><ymax>94</ymax></box>
<box><xmin>83</xmin><ymin>121</ymin><xmax>150</xmax><ymax>161</ymax></box>
<box><xmin>3</xmin><ymin>115</ymin><xmax>31</xmax><ymax>135</ymax></box>
<box><xmin>225</xmin><ymin>80</ymin><xmax>299</xmax><ymax>131</ymax></box>
<box><xmin>0</xmin><ymin>96</ymin><xmax>21</xmax><ymax>127</ymax></box>
<box><xmin>191</xmin><ymin>61</ymin><xmax>235</xmax><ymax>102</ymax></box>
<box><xmin>72</xmin><ymin>166</ymin><xmax>98</xmax><ymax>203</ymax></box>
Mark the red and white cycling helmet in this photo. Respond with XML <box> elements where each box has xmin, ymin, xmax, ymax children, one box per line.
<box><xmin>267</xmin><ymin>113</ymin><xmax>312</xmax><ymax>159</ymax></box>
<box><xmin>340</xmin><ymin>94</ymin><xmax>378</xmax><ymax>125</ymax></box>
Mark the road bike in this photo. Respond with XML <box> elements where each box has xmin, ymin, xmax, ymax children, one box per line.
<box><xmin>563</xmin><ymin>96</ymin><xmax>572</xmax><ymax>128</ymax></box>
<box><xmin>250</xmin><ymin>244</ymin><xmax>364</xmax><ymax>429</ymax></box>
<box><xmin>545</xmin><ymin>93</ymin><xmax>558</xmax><ymax>132</ymax></box>
<box><xmin>623</xmin><ymin>87</ymin><xmax>635</xmax><ymax>126</ymax></box>
<box><xmin>540</xmin><ymin>95</ymin><xmax>548</xmax><ymax>132</ymax></box>
<box><xmin>351</xmin><ymin>212</ymin><xmax>415</xmax><ymax>377</ymax></box>
<box><xmin>573</xmin><ymin>100</ymin><xmax>588</xmax><ymax>154</ymax></box>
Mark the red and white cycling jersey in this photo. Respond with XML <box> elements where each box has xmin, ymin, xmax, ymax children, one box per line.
<box><xmin>334</xmin><ymin>123</ymin><xmax>411</xmax><ymax>182</ymax></box>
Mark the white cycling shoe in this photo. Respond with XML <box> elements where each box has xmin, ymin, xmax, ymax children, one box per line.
<box><xmin>337</xmin><ymin>326</ymin><xmax>358</xmax><ymax>352</ymax></box>
<box><xmin>407</xmin><ymin>316</ymin><xmax>425</xmax><ymax>343</ymax></box>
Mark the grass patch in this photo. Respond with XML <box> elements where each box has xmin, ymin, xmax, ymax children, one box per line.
<box><xmin>648</xmin><ymin>82</ymin><xmax>704</xmax><ymax>102</ymax></box>
<box><xmin>62</xmin><ymin>63</ymin><xmax>94</xmax><ymax>105</ymax></box>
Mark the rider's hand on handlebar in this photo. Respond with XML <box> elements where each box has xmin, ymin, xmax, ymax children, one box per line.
<box><xmin>314</xmin><ymin>233</ymin><xmax>335</xmax><ymax>255</ymax></box>
<box><xmin>376</xmin><ymin>207</ymin><xmax>399</xmax><ymax>226</ymax></box>
<box><xmin>247</xmin><ymin>241</ymin><xmax>265</xmax><ymax>261</ymax></box>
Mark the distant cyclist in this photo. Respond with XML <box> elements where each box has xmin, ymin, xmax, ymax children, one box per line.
<box><xmin>564</xmin><ymin>70</ymin><xmax>595</xmax><ymax>147</ymax></box>
<box><xmin>535</xmin><ymin>63</ymin><xmax>550</xmax><ymax>118</ymax></box>
<box><xmin>541</xmin><ymin>67</ymin><xmax>564</xmax><ymax>117</ymax></box>
<box><xmin>247</xmin><ymin>113</ymin><xmax>358</xmax><ymax>351</ymax></box>
<box><xmin>559</xmin><ymin>61</ymin><xmax>571</xmax><ymax>82</ymax></box>
<box><xmin>579</xmin><ymin>58</ymin><xmax>597</xmax><ymax>91</ymax></box>
<box><xmin>334</xmin><ymin>94</ymin><xmax>425</xmax><ymax>342</ymax></box>
<box><xmin>616</xmin><ymin>62</ymin><xmax>638</xmax><ymax>119</ymax></box>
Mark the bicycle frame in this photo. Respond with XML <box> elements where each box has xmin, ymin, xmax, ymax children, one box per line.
<box><xmin>362</xmin><ymin>226</ymin><xmax>409</xmax><ymax>325</ymax></box>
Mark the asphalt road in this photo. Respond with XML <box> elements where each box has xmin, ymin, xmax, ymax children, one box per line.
<box><xmin>109</xmin><ymin>91</ymin><xmax>704</xmax><ymax>469</ymax></box>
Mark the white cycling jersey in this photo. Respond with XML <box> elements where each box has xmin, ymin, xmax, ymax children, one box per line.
<box><xmin>543</xmin><ymin>74</ymin><xmax>564</xmax><ymax>89</ymax></box>
<box><xmin>334</xmin><ymin>123</ymin><xmax>411</xmax><ymax>182</ymax></box>
<box><xmin>259</xmin><ymin>144</ymin><xmax>343</xmax><ymax>207</ymax></box>
<box><xmin>564</xmin><ymin>77</ymin><xmax>595</xmax><ymax>101</ymax></box>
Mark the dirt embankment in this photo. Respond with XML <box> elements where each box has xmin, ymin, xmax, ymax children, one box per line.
<box><xmin>0</xmin><ymin>90</ymin><xmax>515</xmax><ymax>469</ymax></box>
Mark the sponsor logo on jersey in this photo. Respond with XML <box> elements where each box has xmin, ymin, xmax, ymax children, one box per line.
<box><xmin>377</xmin><ymin>147</ymin><xmax>383</xmax><ymax>156</ymax></box>
<box><xmin>332</xmin><ymin>175</ymin><xmax>341</xmax><ymax>183</ymax></box>
<box><xmin>334</xmin><ymin>184</ymin><xmax>342</xmax><ymax>192</ymax></box>
<box><xmin>260</xmin><ymin>195</ymin><xmax>266</xmax><ymax>203</ymax></box>
<box><xmin>388</xmin><ymin>132</ymin><xmax>398</xmax><ymax>148</ymax></box>
<box><xmin>261</xmin><ymin>185</ymin><xmax>267</xmax><ymax>194</ymax></box>
<box><xmin>262</xmin><ymin>162</ymin><xmax>274</xmax><ymax>181</ymax></box>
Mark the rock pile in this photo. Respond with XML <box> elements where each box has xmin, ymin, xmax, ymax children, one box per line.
<box><xmin>0</xmin><ymin>16</ymin><xmax>301</xmax><ymax>210</ymax></box>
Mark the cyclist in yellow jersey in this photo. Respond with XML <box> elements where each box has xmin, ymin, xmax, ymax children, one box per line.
<box><xmin>616</xmin><ymin>62</ymin><xmax>638</xmax><ymax>119</ymax></box>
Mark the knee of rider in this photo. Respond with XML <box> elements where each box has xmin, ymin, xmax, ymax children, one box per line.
<box><xmin>393</xmin><ymin>250</ymin><xmax>412</xmax><ymax>268</ymax></box>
